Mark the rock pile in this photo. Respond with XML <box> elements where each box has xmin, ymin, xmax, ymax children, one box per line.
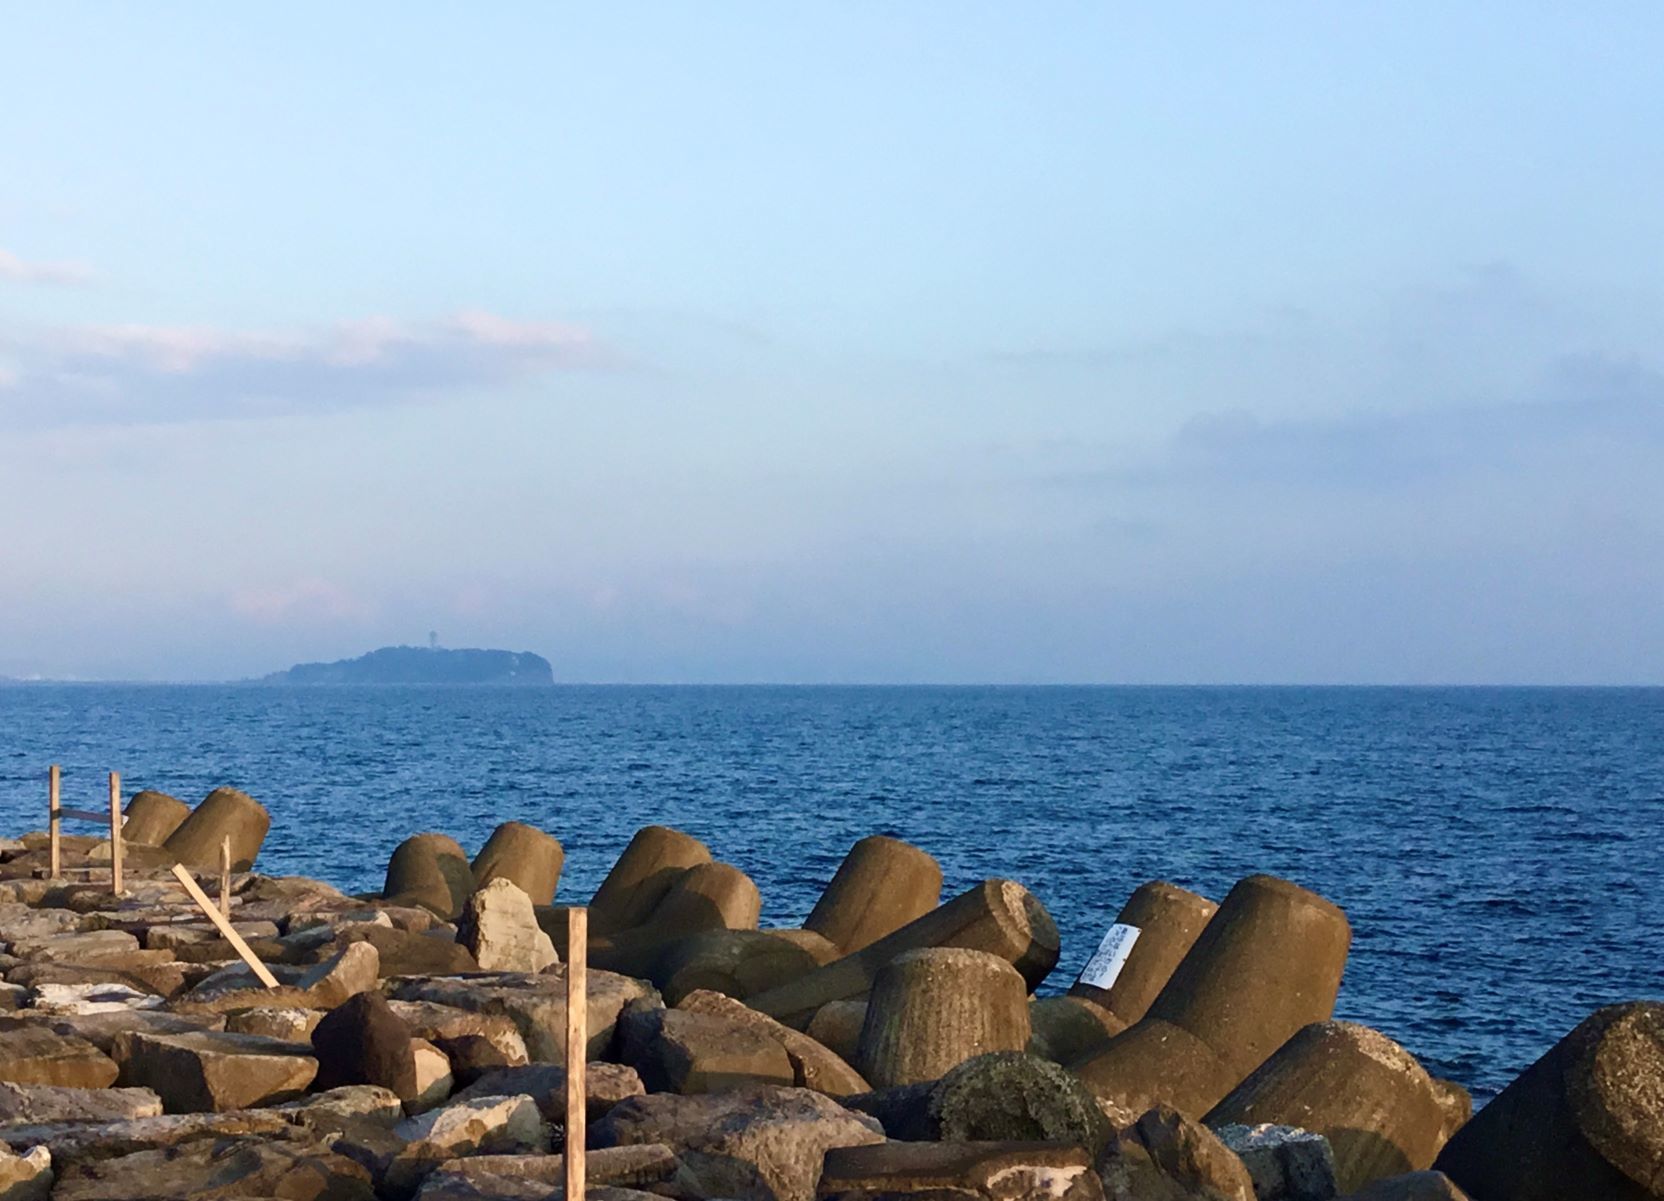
<box><xmin>0</xmin><ymin>792</ymin><xmax>1657</xmax><ymax>1201</ymax></box>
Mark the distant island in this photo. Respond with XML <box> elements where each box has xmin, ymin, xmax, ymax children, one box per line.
<box><xmin>258</xmin><ymin>645</ymin><xmax>554</xmax><ymax>686</ymax></box>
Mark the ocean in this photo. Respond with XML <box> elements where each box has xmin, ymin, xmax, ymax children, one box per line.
<box><xmin>2</xmin><ymin>683</ymin><xmax>1660</xmax><ymax>1102</ymax></box>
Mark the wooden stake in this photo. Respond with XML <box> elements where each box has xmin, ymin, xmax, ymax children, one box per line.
<box><xmin>565</xmin><ymin>907</ymin><xmax>588</xmax><ymax>1201</ymax></box>
<box><xmin>169</xmin><ymin>863</ymin><xmax>280</xmax><ymax>988</ymax></box>
<box><xmin>108</xmin><ymin>771</ymin><xmax>122</xmax><ymax>896</ymax></box>
<box><xmin>220</xmin><ymin>835</ymin><xmax>232</xmax><ymax>915</ymax></box>
<box><xmin>48</xmin><ymin>765</ymin><xmax>61</xmax><ymax>879</ymax></box>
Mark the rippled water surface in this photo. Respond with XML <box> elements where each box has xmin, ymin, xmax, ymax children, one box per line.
<box><xmin>2</xmin><ymin>684</ymin><xmax>1660</xmax><ymax>1101</ymax></box>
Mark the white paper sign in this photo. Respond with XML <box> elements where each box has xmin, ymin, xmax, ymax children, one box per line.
<box><xmin>1076</xmin><ymin>923</ymin><xmax>1141</xmax><ymax>990</ymax></box>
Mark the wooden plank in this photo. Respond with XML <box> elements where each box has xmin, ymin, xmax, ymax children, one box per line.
<box><xmin>169</xmin><ymin>863</ymin><xmax>281</xmax><ymax>988</ymax></box>
<box><xmin>56</xmin><ymin>806</ymin><xmax>108</xmax><ymax>823</ymax></box>
<box><xmin>108</xmin><ymin>772</ymin><xmax>122</xmax><ymax>895</ymax></box>
<box><xmin>48</xmin><ymin>765</ymin><xmax>61</xmax><ymax>878</ymax></box>
<box><xmin>565</xmin><ymin>907</ymin><xmax>588</xmax><ymax>1201</ymax></box>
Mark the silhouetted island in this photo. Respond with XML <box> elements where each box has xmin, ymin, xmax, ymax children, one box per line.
<box><xmin>259</xmin><ymin>645</ymin><xmax>554</xmax><ymax>685</ymax></box>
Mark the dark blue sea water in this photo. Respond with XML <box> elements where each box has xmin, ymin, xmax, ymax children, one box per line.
<box><xmin>2</xmin><ymin>685</ymin><xmax>1660</xmax><ymax>1102</ymax></box>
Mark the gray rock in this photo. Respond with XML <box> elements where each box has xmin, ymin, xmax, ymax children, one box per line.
<box><xmin>0</xmin><ymin>1143</ymin><xmax>51</xmax><ymax>1201</ymax></box>
<box><xmin>618</xmin><ymin>1003</ymin><xmax>795</xmax><ymax>1095</ymax></box>
<box><xmin>457</xmin><ymin>879</ymin><xmax>558</xmax><ymax>973</ymax></box>
<box><xmin>0</xmin><ymin>1080</ymin><xmax>161</xmax><ymax>1125</ymax></box>
<box><xmin>0</xmin><ymin>1109</ymin><xmax>292</xmax><ymax>1165</ymax></box>
<box><xmin>592</xmin><ymin>1084</ymin><xmax>884</xmax><ymax>1201</ymax></box>
<box><xmin>172</xmin><ymin>941</ymin><xmax>379</xmax><ymax>1013</ymax></box>
<box><xmin>48</xmin><ymin>1132</ymin><xmax>372</xmax><ymax>1200</ymax></box>
<box><xmin>1214</xmin><ymin>1124</ymin><xmax>1339</xmax><ymax>1201</ymax></box>
<box><xmin>413</xmin><ymin>1145</ymin><xmax>678</xmax><ymax>1201</ymax></box>
<box><xmin>112</xmin><ymin>1029</ymin><xmax>318</xmax><ymax>1113</ymax></box>
<box><xmin>0</xmin><ymin>1027</ymin><xmax>118</xmax><ymax>1088</ymax></box>
<box><xmin>453</xmin><ymin>1061</ymin><xmax>645</xmax><ymax>1125</ymax></box>
<box><xmin>383</xmin><ymin>1094</ymin><xmax>548</xmax><ymax>1199</ymax></box>
<box><xmin>388</xmin><ymin>969</ymin><xmax>658</xmax><ymax>1063</ymax></box>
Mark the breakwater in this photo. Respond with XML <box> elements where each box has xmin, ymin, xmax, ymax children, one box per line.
<box><xmin>0</xmin><ymin>779</ymin><xmax>1660</xmax><ymax>1199</ymax></box>
<box><xmin>3</xmin><ymin>684</ymin><xmax>1660</xmax><ymax>1104</ymax></box>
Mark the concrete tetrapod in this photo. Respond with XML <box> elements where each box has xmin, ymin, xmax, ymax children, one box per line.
<box><xmin>382</xmin><ymin>833</ymin><xmax>474</xmax><ymax>920</ymax></box>
<box><xmin>1028</xmin><ymin>994</ymin><xmax>1127</xmax><ymax>1065</ymax></box>
<box><xmin>807</xmin><ymin>1000</ymin><xmax>868</xmax><ymax>1064</ymax></box>
<box><xmin>162</xmin><ymin>787</ymin><xmax>271</xmax><ymax>871</ymax></box>
<box><xmin>120</xmin><ymin>790</ymin><xmax>191</xmax><ymax>847</ymax></box>
<box><xmin>590</xmin><ymin>862</ymin><xmax>762</xmax><ymax>979</ymax></box>
<box><xmin>653</xmin><ymin>929</ymin><xmax>838</xmax><ymax>1005</ymax></box>
<box><xmin>470</xmin><ymin>821</ymin><xmax>564</xmax><ymax>907</ymax></box>
<box><xmin>1071</xmin><ymin>880</ymin><xmax>1218</xmax><ymax>1026</ymax></box>
<box><xmin>749</xmin><ymin>879</ymin><xmax>1061</xmax><ymax>1030</ymax></box>
<box><xmin>1204</xmin><ymin>1021</ymin><xmax>1449</xmax><ymax>1193</ymax></box>
<box><xmin>587</xmin><ymin>825</ymin><xmax>712</xmax><ymax>937</ymax></box>
<box><xmin>803</xmin><ymin>835</ymin><xmax>943</xmax><ymax>954</ymax></box>
<box><xmin>856</xmin><ymin>947</ymin><xmax>1032</xmax><ymax>1088</ymax></box>
<box><xmin>1433</xmin><ymin>1000</ymin><xmax>1664</xmax><ymax>1201</ymax></box>
<box><xmin>1075</xmin><ymin>874</ymin><xmax>1351</xmax><ymax>1117</ymax></box>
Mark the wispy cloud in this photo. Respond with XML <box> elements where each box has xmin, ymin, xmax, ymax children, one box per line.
<box><xmin>229</xmin><ymin>578</ymin><xmax>377</xmax><ymax>625</ymax></box>
<box><xmin>0</xmin><ymin>310</ymin><xmax>606</xmax><ymax>428</ymax></box>
<box><xmin>1131</xmin><ymin>353</ymin><xmax>1664</xmax><ymax>490</ymax></box>
<box><xmin>0</xmin><ymin>247</ymin><xmax>94</xmax><ymax>286</ymax></box>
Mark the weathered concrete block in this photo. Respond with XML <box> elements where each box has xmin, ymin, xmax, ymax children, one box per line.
<box><xmin>750</xmin><ymin>880</ymin><xmax>1061</xmax><ymax>1030</ymax></box>
<box><xmin>383</xmin><ymin>833</ymin><xmax>475</xmax><ymax>921</ymax></box>
<box><xmin>1071</xmin><ymin>880</ymin><xmax>1218</xmax><ymax>1027</ymax></box>
<box><xmin>1342</xmin><ymin>1171</ymin><xmax>1472</xmax><ymax>1200</ymax></box>
<box><xmin>588</xmin><ymin>826</ymin><xmax>712</xmax><ymax>937</ymax></box>
<box><xmin>653</xmin><ymin>928</ymin><xmax>833</xmax><ymax>1005</ymax></box>
<box><xmin>1434</xmin><ymin>1001</ymin><xmax>1664</xmax><ymax>1201</ymax></box>
<box><xmin>807</xmin><ymin>998</ymin><xmax>868</xmax><ymax>1064</ymax></box>
<box><xmin>470</xmin><ymin>821</ymin><xmax>564</xmax><ymax>907</ymax></box>
<box><xmin>591</xmin><ymin>862</ymin><xmax>763</xmax><ymax>979</ymax></box>
<box><xmin>119</xmin><ymin>791</ymin><xmax>190</xmax><ymax>848</ymax></box>
<box><xmin>1206</xmin><ymin>1022</ymin><xmax>1447</xmax><ymax>1193</ymax></box>
<box><xmin>804</xmin><ymin>835</ymin><xmax>944</xmax><ymax>955</ymax></box>
<box><xmin>1029</xmin><ymin>994</ymin><xmax>1127</xmax><ymax>1065</ymax></box>
<box><xmin>1077</xmin><ymin>875</ymin><xmax>1350</xmax><ymax>1117</ymax></box>
<box><xmin>857</xmin><ymin>947</ymin><xmax>1031</xmax><ymax>1088</ymax></box>
<box><xmin>162</xmin><ymin>787</ymin><xmax>270</xmax><ymax>871</ymax></box>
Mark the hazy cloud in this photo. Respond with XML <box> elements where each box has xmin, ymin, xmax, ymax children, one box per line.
<box><xmin>0</xmin><ymin>247</ymin><xmax>94</xmax><ymax>285</ymax></box>
<box><xmin>1145</xmin><ymin>354</ymin><xmax>1664</xmax><ymax>490</ymax></box>
<box><xmin>0</xmin><ymin>310</ymin><xmax>604</xmax><ymax>428</ymax></box>
<box><xmin>229</xmin><ymin>578</ymin><xmax>377</xmax><ymax>625</ymax></box>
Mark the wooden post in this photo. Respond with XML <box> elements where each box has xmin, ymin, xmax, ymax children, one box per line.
<box><xmin>108</xmin><ymin>771</ymin><xmax>122</xmax><ymax>896</ymax></box>
<box><xmin>48</xmin><ymin>765</ymin><xmax>61</xmax><ymax>879</ymax></box>
<box><xmin>565</xmin><ymin>907</ymin><xmax>587</xmax><ymax>1200</ymax></box>
<box><xmin>169</xmin><ymin>864</ymin><xmax>280</xmax><ymax>988</ymax></box>
<box><xmin>220</xmin><ymin>835</ymin><xmax>232</xmax><ymax>915</ymax></box>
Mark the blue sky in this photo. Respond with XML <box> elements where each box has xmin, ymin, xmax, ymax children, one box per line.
<box><xmin>2</xmin><ymin>4</ymin><xmax>1661</xmax><ymax>682</ymax></box>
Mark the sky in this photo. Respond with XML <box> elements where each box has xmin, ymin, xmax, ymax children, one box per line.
<box><xmin>2</xmin><ymin>4</ymin><xmax>1661</xmax><ymax>683</ymax></box>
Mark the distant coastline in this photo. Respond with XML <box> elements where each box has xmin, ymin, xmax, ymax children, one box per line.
<box><xmin>254</xmin><ymin>645</ymin><xmax>554</xmax><ymax>686</ymax></box>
